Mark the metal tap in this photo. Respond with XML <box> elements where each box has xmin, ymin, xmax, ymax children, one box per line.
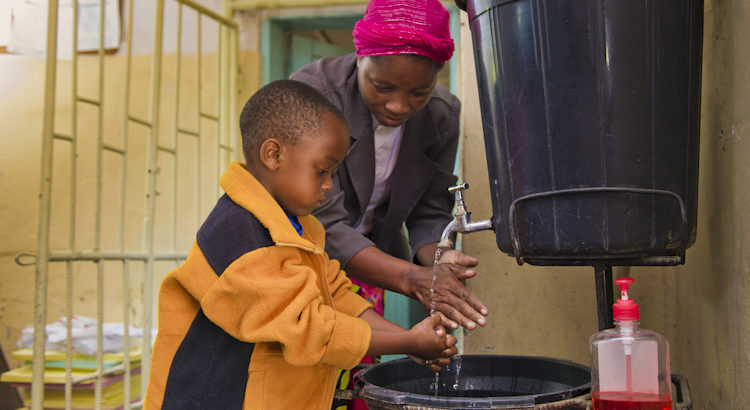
<box><xmin>438</xmin><ymin>183</ymin><xmax>494</xmax><ymax>249</ymax></box>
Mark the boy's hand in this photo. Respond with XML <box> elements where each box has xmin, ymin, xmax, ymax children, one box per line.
<box><xmin>407</xmin><ymin>314</ymin><xmax>459</xmax><ymax>363</ymax></box>
<box><xmin>409</xmin><ymin>354</ymin><xmax>453</xmax><ymax>373</ymax></box>
<box><xmin>407</xmin><ymin>314</ymin><xmax>458</xmax><ymax>371</ymax></box>
<box><xmin>409</xmin><ymin>336</ymin><xmax>458</xmax><ymax>372</ymax></box>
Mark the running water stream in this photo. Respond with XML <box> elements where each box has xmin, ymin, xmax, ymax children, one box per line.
<box><xmin>430</xmin><ymin>246</ymin><xmax>462</xmax><ymax>395</ymax></box>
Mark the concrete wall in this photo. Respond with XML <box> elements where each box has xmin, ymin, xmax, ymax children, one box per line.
<box><xmin>458</xmin><ymin>1</ymin><xmax>749</xmax><ymax>408</ymax></box>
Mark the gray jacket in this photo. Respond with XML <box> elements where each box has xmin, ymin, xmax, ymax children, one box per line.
<box><xmin>290</xmin><ymin>53</ymin><xmax>460</xmax><ymax>266</ymax></box>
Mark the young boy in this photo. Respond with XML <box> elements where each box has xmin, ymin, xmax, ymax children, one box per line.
<box><xmin>144</xmin><ymin>80</ymin><xmax>457</xmax><ymax>409</ymax></box>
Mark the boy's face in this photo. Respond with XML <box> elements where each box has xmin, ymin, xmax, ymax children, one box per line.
<box><xmin>357</xmin><ymin>55</ymin><xmax>439</xmax><ymax>128</ymax></box>
<box><xmin>270</xmin><ymin>113</ymin><xmax>349</xmax><ymax>217</ymax></box>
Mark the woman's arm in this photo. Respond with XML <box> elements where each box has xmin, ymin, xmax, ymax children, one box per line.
<box><xmin>347</xmin><ymin>246</ymin><xmax>488</xmax><ymax>330</ymax></box>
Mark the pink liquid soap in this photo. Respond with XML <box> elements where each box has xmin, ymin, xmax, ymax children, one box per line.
<box><xmin>592</xmin><ymin>392</ymin><xmax>672</xmax><ymax>410</ymax></box>
<box><xmin>590</xmin><ymin>279</ymin><xmax>673</xmax><ymax>410</ymax></box>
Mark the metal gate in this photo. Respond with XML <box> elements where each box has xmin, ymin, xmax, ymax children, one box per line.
<box><xmin>22</xmin><ymin>0</ymin><xmax>238</xmax><ymax>408</ymax></box>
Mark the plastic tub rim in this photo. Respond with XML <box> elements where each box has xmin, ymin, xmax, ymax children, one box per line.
<box><xmin>356</xmin><ymin>354</ymin><xmax>592</xmax><ymax>408</ymax></box>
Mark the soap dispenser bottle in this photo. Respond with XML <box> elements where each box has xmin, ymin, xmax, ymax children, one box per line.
<box><xmin>589</xmin><ymin>278</ymin><xmax>672</xmax><ymax>410</ymax></box>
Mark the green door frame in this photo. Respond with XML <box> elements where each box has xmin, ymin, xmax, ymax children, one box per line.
<box><xmin>261</xmin><ymin>13</ymin><xmax>363</xmax><ymax>85</ymax></box>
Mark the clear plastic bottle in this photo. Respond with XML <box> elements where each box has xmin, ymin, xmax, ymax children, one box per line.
<box><xmin>589</xmin><ymin>278</ymin><xmax>672</xmax><ymax>410</ymax></box>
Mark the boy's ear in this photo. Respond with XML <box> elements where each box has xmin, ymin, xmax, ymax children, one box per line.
<box><xmin>258</xmin><ymin>138</ymin><xmax>283</xmax><ymax>171</ymax></box>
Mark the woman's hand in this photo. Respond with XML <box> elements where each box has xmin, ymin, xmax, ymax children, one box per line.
<box><xmin>346</xmin><ymin>245</ymin><xmax>489</xmax><ymax>330</ymax></box>
<box><xmin>411</xmin><ymin>248</ymin><xmax>488</xmax><ymax>330</ymax></box>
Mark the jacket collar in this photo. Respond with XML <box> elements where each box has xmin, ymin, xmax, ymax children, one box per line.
<box><xmin>341</xmin><ymin>65</ymin><xmax>376</xmax><ymax>213</ymax></box>
<box><xmin>219</xmin><ymin>162</ymin><xmax>325</xmax><ymax>251</ymax></box>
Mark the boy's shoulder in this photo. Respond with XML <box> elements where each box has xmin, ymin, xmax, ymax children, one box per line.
<box><xmin>197</xmin><ymin>194</ymin><xmax>274</xmax><ymax>275</ymax></box>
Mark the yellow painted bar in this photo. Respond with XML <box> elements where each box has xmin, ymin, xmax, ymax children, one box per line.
<box><xmin>219</xmin><ymin>16</ymin><xmax>228</xmax><ymax>191</ymax></box>
<box><xmin>121</xmin><ymin>260</ymin><xmax>132</xmax><ymax>409</ymax></box>
<box><xmin>196</xmin><ymin>11</ymin><xmax>203</xmax><ymax>221</ymax></box>
<box><xmin>65</xmin><ymin>0</ymin><xmax>79</xmax><ymax>405</ymax></box>
<box><xmin>177</xmin><ymin>0</ymin><xmax>238</xmax><ymax>28</ymax></box>
<box><xmin>229</xmin><ymin>26</ymin><xmax>239</xmax><ymax>161</ymax></box>
<box><xmin>171</xmin><ymin>3</ymin><xmax>183</xmax><ymax>252</ymax></box>
<box><xmin>47</xmin><ymin>250</ymin><xmax>189</xmax><ymax>261</ymax></box>
<box><xmin>95</xmin><ymin>0</ymin><xmax>108</xmax><ymax>407</ymax></box>
<box><xmin>32</xmin><ymin>0</ymin><xmax>59</xmax><ymax>406</ymax></box>
<box><xmin>141</xmin><ymin>0</ymin><xmax>166</xmax><ymax>396</ymax></box>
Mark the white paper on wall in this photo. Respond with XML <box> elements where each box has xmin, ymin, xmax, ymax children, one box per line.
<box><xmin>8</xmin><ymin>0</ymin><xmax>120</xmax><ymax>59</ymax></box>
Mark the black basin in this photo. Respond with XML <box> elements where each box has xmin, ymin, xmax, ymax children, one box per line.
<box><xmin>355</xmin><ymin>355</ymin><xmax>591</xmax><ymax>409</ymax></box>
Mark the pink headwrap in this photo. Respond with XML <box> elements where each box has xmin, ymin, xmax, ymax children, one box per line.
<box><xmin>352</xmin><ymin>0</ymin><xmax>455</xmax><ymax>64</ymax></box>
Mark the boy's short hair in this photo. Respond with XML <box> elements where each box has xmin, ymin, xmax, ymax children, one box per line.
<box><xmin>239</xmin><ymin>79</ymin><xmax>346</xmax><ymax>160</ymax></box>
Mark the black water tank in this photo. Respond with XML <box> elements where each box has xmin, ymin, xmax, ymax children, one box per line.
<box><xmin>460</xmin><ymin>0</ymin><xmax>704</xmax><ymax>266</ymax></box>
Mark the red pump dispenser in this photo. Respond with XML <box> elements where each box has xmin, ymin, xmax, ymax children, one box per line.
<box><xmin>612</xmin><ymin>278</ymin><xmax>638</xmax><ymax>321</ymax></box>
<box><xmin>589</xmin><ymin>278</ymin><xmax>672</xmax><ymax>409</ymax></box>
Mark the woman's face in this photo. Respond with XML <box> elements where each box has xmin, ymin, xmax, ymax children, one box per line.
<box><xmin>357</xmin><ymin>55</ymin><xmax>441</xmax><ymax>127</ymax></box>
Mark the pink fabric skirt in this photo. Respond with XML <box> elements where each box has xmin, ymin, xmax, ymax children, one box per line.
<box><xmin>333</xmin><ymin>279</ymin><xmax>384</xmax><ymax>410</ymax></box>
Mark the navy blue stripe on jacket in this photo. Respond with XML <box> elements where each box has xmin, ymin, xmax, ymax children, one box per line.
<box><xmin>162</xmin><ymin>194</ymin><xmax>274</xmax><ymax>409</ymax></box>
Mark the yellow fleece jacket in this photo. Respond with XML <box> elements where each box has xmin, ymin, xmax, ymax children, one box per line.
<box><xmin>144</xmin><ymin>162</ymin><xmax>372</xmax><ymax>409</ymax></box>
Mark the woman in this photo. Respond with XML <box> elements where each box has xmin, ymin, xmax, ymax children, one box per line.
<box><xmin>290</xmin><ymin>0</ymin><xmax>488</xmax><ymax>351</ymax></box>
<box><xmin>291</xmin><ymin>1</ymin><xmax>489</xmax><ymax>408</ymax></box>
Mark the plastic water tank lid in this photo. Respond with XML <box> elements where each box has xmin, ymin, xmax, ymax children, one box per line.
<box><xmin>613</xmin><ymin>277</ymin><xmax>639</xmax><ymax>321</ymax></box>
